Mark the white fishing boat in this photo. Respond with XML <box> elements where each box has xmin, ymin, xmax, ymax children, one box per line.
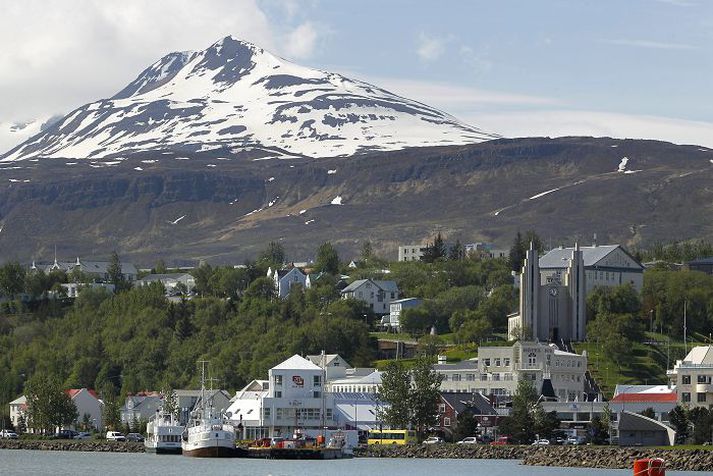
<box><xmin>182</xmin><ymin>361</ymin><xmax>237</xmax><ymax>457</ymax></box>
<box><xmin>145</xmin><ymin>409</ymin><xmax>184</xmax><ymax>454</ymax></box>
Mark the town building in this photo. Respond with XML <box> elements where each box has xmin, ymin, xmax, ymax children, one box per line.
<box><xmin>33</xmin><ymin>256</ymin><xmax>138</xmax><ymax>282</ymax></box>
<box><xmin>667</xmin><ymin>345</ymin><xmax>713</xmax><ymax>409</ymax></box>
<box><xmin>609</xmin><ymin>385</ymin><xmax>677</xmax><ymax>424</ymax></box>
<box><xmin>464</xmin><ymin>243</ymin><xmax>508</xmax><ymax>260</ymax></box>
<box><xmin>8</xmin><ymin>396</ymin><xmax>27</xmax><ymax>431</ymax></box>
<box><xmin>688</xmin><ymin>257</ymin><xmax>713</xmax><ymax>275</ymax></box>
<box><xmin>11</xmin><ymin>388</ymin><xmax>105</xmax><ymax>433</ymax></box>
<box><xmin>267</xmin><ymin>267</ymin><xmax>308</xmax><ymax>299</ymax></box>
<box><xmin>60</xmin><ymin>282</ymin><xmax>115</xmax><ymax>298</ymax></box>
<box><xmin>173</xmin><ymin>389</ymin><xmax>231</xmax><ymax>426</ymax></box>
<box><xmin>435</xmin><ymin>341</ymin><xmax>591</xmax><ymax>403</ymax></box>
<box><xmin>617</xmin><ymin>411</ymin><xmax>675</xmax><ymax>446</ymax></box>
<box><xmin>382</xmin><ymin>297</ymin><xmax>423</xmax><ymax>330</ymax></box>
<box><xmin>436</xmin><ymin>392</ymin><xmax>498</xmax><ymax>440</ymax></box>
<box><xmin>135</xmin><ymin>273</ymin><xmax>196</xmax><ymax>294</ymax></box>
<box><xmin>398</xmin><ymin>245</ymin><xmax>427</xmax><ymax>262</ymax></box>
<box><xmin>340</xmin><ymin>279</ymin><xmax>399</xmax><ymax>314</ymax></box>
<box><xmin>120</xmin><ymin>391</ymin><xmax>163</xmax><ymax>426</ymax></box>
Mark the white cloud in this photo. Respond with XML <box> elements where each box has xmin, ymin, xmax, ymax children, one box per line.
<box><xmin>0</xmin><ymin>0</ymin><xmax>277</xmax><ymax>122</ymax></box>
<box><xmin>472</xmin><ymin>110</ymin><xmax>713</xmax><ymax>148</ymax></box>
<box><xmin>600</xmin><ymin>38</ymin><xmax>697</xmax><ymax>50</ymax></box>
<box><xmin>283</xmin><ymin>22</ymin><xmax>319</xmax><ymax>59</ymax></box>
<box><xmin>416</xmin><ymin>32</ymin><xmax>449</xmax><ymax>62</ymax></box>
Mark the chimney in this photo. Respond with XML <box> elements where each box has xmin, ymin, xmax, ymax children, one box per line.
<box><xmin>593</xmin><ymin>233</ymin><xmax>598</xmax><ymax>247</ymax></box>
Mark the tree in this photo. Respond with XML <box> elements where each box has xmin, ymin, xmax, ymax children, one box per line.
<box><xmin>24</xmin><ymin>374</ymin><xmax>78</xmax><ymax>434</ymax></box>
<box><xmin>452</xmin><ymin>410</ymin><xmax>479</xmax><ymax>442</ymax></box>
<box><xmin>639</xmin><ymin>407</ymin><xmax>656</xmax><ymax>419</ymax></box>
<box><xmin>161</xmin><ymin>386</ymin><xmax>179</xmax><ymax>419</ymax></box>
<box><xmin>497</xmin><ymin>379</ymin><xmax>537</xmax><ymax>443</ymax></box>
<box><xmin>379</xmin><ymin>360</ymin><xmax>411</xmax><ymax>429</ymax></box>
<box><xmin>0</xmin><ymin>262</ymin><xmax>26</xmax><ymax>299</ymax></box>
<box><xmin>448</xmin><ymin>240</ymin><xmax>465</xmax><ymax>261</ymax></box>
<box><xmin>409</xmin><ymin>355</ymin><xmax>444</xmax><ymax>436</ymax></box>
<box><xmin>315</xmin><ymin>242</ymin><xmax>340</xmax><ymax>275</ymax></box>
<box><xmin>360</xmin><ymin>241</ymin><xmax>373</xmax><ymax>262</ymax></box>
<box><xmin>587</xmin><ymin>415</ymin><xmax>609</xmax><ymax>444</ymax></box>
<box><xmin>508</xmin><ymin>232</ymin><xmax>526</xmax><ymax>272</ymax></box>
<box><xmin>258</xmin><ymin>241</ymin><xmax>286</xmax><ymax>269</ymax></box>
<box><xmin>422</xmin><ymin>233</ymin><xmax>446</xmax><ymax>263</ymax></box>
<box><xmin>107</xmin><ymin>251</ymin><xmax>126</xmax><ymax>292</ymax></box>
<box><xmin>154</xmin><ymin>259</ymin><xmax>167</xmax><ymax>274</ymax></box>
<box><xmin>101</xmin><ymin>385</ymin><xmax>121</xmax><ymax>431</ymax></box>
<box><xmin>668</xmin><ymin>405</ymin><xmax>690</xmax><ymax>444</ymax></box>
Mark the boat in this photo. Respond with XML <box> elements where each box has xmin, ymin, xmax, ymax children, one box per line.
<box><xmin>145</xmin><ymin>409</ymin><xmax>184</xmax><ymax>454</ymax></box>
<box><xmin>244</xmin><ymin>428</ymin><xmax>351</xmax><ymax>459</ymax></box>
<box><xmin>182</xmin><ymin>361</ymin><xmax>238</xmax><ymax>457</ymax></box>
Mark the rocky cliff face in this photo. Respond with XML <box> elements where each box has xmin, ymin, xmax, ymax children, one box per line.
<box><xmin>1</xmin><ymin>137</ymin><xmax>712</xmax><ymax>264</ymax></box>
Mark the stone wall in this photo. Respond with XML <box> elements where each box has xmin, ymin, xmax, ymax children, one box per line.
<box><xmin>0</xmin><ymin>439</ymin><xmax>145</xmax><ymax>453</ymax></box>
<box><xmin>356</xmin><ymin>444</ymin><xmax>713</xmax><ymax>472</ymax></box>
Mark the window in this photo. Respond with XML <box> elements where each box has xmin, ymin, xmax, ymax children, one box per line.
<box><xmin>682</xmin><ymin>375</ymin><xmax>691</xmax><ymax>384</ymax></box>
<box><xmin>697</xmin><ymin>375</ymin><xmax>709</xmax><ymax>384</ymax></box>
<box><xmin>391</xmin><ymin>292</ymin><xmax>395</xmax><ymax>299</ymax></box>
<box><xmin>313</xmin><ymin>375</ymin><xmax>321</xmax><ymax>387</ymax></box>
<box><xmin>483</xmin><ymin>359</ymin><xmax>491</xmax><ymax>367</ymax></box>
<box><xmin>527</xmin><ymin>352</ymin><xmax>536</xmax><ymax>366</ymax></box>
<box><xmin>438</xmin><ymin>404</ymin><xmax>446</xmax><ymax>413</ymax></box>
<box><xmin>442</xmin><ymin>374</ymin><xmax>449</xmax><ymax>381</ymax></box>
<box><xmin>682</xmin><ymin>392</ymin><xmax>691</xmax><ymax>403</ymax></box>
<box><xmin>276</xmin><ymin>408</ymin><xmax>284</xmax><ymax>419</ymax></box>
<box><xmin>492</xmin><ymin>373</ymin><xmax>500</xmax><ymax>381</ymax></box>
<box><xmin>495</xmin><ymin>358</ymin><xmax>501</xmax><ymax>367</ymax></box>
<box><xmin>504</xmin><ymin>358</ymin><xmax>511</xmax><ymax>367</ymax></box>
<box><xmin>275</xmin><ymin>391</ymin><xmax>282</xmax><ymax>398</ymax></box>
<box><xmin>263</xmin><ymin>408</ymin><xmax>271</xmax><ymax>418</ymax></box>
<box><xmin>274</xmin><ymin>375</ymin><xmax>283</xmax><ymax>386</ymax></box>
<box><xmin>313</xmin><ymin>391</ymin><xmax>321</xmax><ymax>398</ymax></box>
<box><xmin>444</xmin><ymin>417</ymin><xmax>451</xmax><ymax>427</ymax></box>
<box><xmin>466</xmin><ymin>374</ymin><xmax>476</xmax><ymax>381</ymax></box>
<box><xmin>480</xmin><ymin>374</ymin><xmax>488</xmax><ymax>381</ymax></box>
<box><xmin>452</xmin><ymin>374</ymin><xmax>462</xmax><ymax>382</ymax></box>
<box><xmin>326</xmin><ymin>409</ymin><xmax>333</xmax><ymax>419</ymax></box>
<box><xmin>697</xmin><ymin>393</ymin><xmax>707</xmax><ymax>403</ymax></box>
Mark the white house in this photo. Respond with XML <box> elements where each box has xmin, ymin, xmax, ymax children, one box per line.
<box><xmin>8</xmin><ymin>395</ymin><xmax>27</xmax><ymax>430</ymax></box>
<box><xmin>66</xmin><ymin>388</ymin><xmax>104</xmax><ymax>431</ymax></box>
<box><xmin>384</xmin><ymin>297</ymin><xmax>423</xmax><ymax>330</ymax></box>
<box><xmin>227</xmin><ymin>354</ymin><xmax>335</xmax><ymax>440</ymax></box>
<box><xmin>267</xmin><ymin>267</ymin><xmax>308</xmax><ymax>299</ymax></box>
<box><xmin>135</xmin><ymin>273</ymin><xmax>196</xmax><ymax>294</ymax></box>
<box><xmin>398</xmin><ymin>245</ymin><xmax>427</xmax><ymax>262</ymax></box>
<box><xmin>340</xmin><ymin>279</ymin><xmax>399</xmax><ymax>314</ymax></box>
<box><xmin>120</xmin><ymin>392</ymin><xmax>163</xmax><ymax>425</ymax></box>
<box><xmin>667</xmin><ymin>345</ymin><xmax>713</xmax><ymax>409</ymax></box>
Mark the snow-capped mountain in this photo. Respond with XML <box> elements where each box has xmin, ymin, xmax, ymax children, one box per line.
<box><xmin>0</xmin><ymin>116</ymin><xmax>61</xmax><ymax>156</ymax></box>
<box><xmin>1</xmin><ymin>36</ymin><xmax>497</xmax><ymax>162</ymax></box>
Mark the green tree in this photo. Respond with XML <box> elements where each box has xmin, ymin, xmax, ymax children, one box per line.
<box><xmin>668</xmin><ymin>405</ymin><xmax>690</xmax><ymax>444</ymax></box>
<box><xmin>422</xmin><ymin>233</ymin><xmax>446</xmax><ymax>263</ymax></box>
<box><xmin>379</xmin><ymin>360</ymin><xmax>411</xmax><ymax>429</ymax></box>
<box><xmin>257</xmin><ymin>241</ymin><xmax>286</xmax><ymax>269</ymax></box>
<box><xmin>409</xmin><ymin>355</ymin><xmax>444</xmax><ymax>436</ymax></box>
<box><xmin>0</xmin><ymin>262</ymin><xmax>26</xmax><ymax>299</ymax></box>
<box><xmin>587</xmin><ymin>415</ymin><xmax>609</xmax><ymax>444</ymax></box>
<box><xmin>107</xmin><ymin>251</ymin><xmax>126</xmax><ymax>291</ymax></box>
<box><xmin>161</xmin><ymin>386</ymin><xmax>179</xmax><ymax>419</ymax></box>
<box><xmin>360</xmin><ymin>241</ymin><xmax>373</xmax><ymax>262</ymax></box>
<box><xmin>25</xmin><ymin>374</ymin><xmax>78</xmax><ymax>434</ymax></box>
<box><xmin>452</xmin><ymin>410</ymin><xmax>479</xmax><ymax>441</ymax></box>
<box><xmin>101</xmin><ymin>385</ymin><xmax>121</xmax><ymax>431</ymax></box>
<box><xmin>315</xmin><ymin>242</ymin><xmax>340</xmax><ymax>275</ymax></box>
<box><xmin>448</xmin><ymin>240</ymin><xmax>465</xmax><ymax>261</ymax></box>
<box><xmin>508</xmin><ymin>231</ymin><xmax>526</xmax><ymax>272</ymax></box>
<box><xmin>497</xmin><ymin>379</ymin><xmax>537</xmax><ymax>443</ymax></box>
<box><xmin>154</xmin><ymin>259</ymin><xmax>167</xmax><ymax>274</ymax></box>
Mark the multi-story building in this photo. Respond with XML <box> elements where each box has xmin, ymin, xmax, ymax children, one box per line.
<box><xmin>340</xmin><ymin>279</ymin><xmax>399</xmax><ymax>314</ymax></box>
<box><xmin>434</xmin><ymin>341</ymin><xmax>590</xmax><ymax>403</ymax></box>
<box><xmin>667</xmin><ymin>345</ymin><xmax>713</xmax><ymax>409</ymax></box>
<box><xmin>383</xmin><ymin>298</ymin><xmax>423</xmax><ymax>330</ymax></box>
<box><xmin>398</xmin><ymin>245</ymin><xmax>427</xmax><ymax>262</ymax></box>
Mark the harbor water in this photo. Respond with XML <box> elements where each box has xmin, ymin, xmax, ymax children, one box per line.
<box><xmin>0</xmin><ymin>450</ymin><xmax>709</xmax><ymax>475</ymax></box>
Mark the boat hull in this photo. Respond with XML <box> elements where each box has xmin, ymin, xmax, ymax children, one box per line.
<box><xmin>145</xmin><ymin>445</ymin><xmax>183</xmax><ymax>455</ymax></box>
<box><xmin>244</xmin><ymin>447</ymin><xmax>349</xmax><ymax>460</ymax></box>
<box><xmin>182</xmin><ymin>445</ymin><xmax>236</xmax><ymax>458</ymax></box>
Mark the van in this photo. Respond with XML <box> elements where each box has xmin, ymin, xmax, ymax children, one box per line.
<box><xmin>106</xmin><ymin>431</ymin><xmax>126</xmax><ymax>442</ymax></box>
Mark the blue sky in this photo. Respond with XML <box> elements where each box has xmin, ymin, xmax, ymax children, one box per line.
<box><xmin>1</xmin><ymin>0</ymin><xmax>712</xmax><ymax>149</ymax></box>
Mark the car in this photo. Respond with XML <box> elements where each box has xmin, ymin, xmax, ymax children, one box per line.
<box><xmin>0</xmin><ymin>429</ymin><xmax>19</xmax><ymax>439</ymax></box>
<box><xmin>54</xmin><ymin>429</ymin><xmax>79</xmax><ymax>439</ymax></box>
<box><xmin>490</xmin><ymin>436</ymin><xmax>511</xmax><ymax>446</ymax></box>
<box><xmin>73</xmin><ymin>432</ymin><xmax>92</xmax><ymax>440</ymax></box>
<box><xmin>126</xmin><ymin>433</ymin><xmax>144</xmax><ymax>442</ymax></box>
<box><xmin>422</xmin><ymin>436</ymin><xmax>444</xmax><ymax>445</ymax></box>
<box><xmin>531</xmin><ymin>438</ymin><xmax>550</xmax><ymax>446</ymax></box>
<box><xmin>106</xmin><ymin>431</ymin><xmax>126</xmax><ymax>442</ymax></box>
<box><xmin>456</xmin><ymin>436</ymin><xmax>479</xmax><ymax>445</ymax></box>
<box><xmin>565</xmin><ymin>435</ymin><xmax>586</xmax><ymax>445</ymax></box>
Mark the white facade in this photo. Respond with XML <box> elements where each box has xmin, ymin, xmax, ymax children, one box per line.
<box><xmin>8</xmin><ymin>395</ymin><xmax>27</xmax><ymax>430</ymax></box>
<box><xmin>667</xmin><ymin>345</ymin><xmax>713</xmax><ymax>409</ymax></box>
<box><xmin>268</xmin><ymin>267</ymin><xmax>308</xmax><ymax>299</ymax></box>
<box><xmin>398</xmin><ymin>245</ymin><xmax>426</xmax><ymax>262</ymax></box>
<box><xmin>435</xmin><ymin>342</ymin><xmax>589</xmax><ymax>402</ymax></box>
<box><xmin>67</xmin><ymin>388</ymin><xmax>104</xmax><ymax>430</ymax></box>
<box><xmin>384</xmin><ymin>298</ymin><xmax>423</xmax><ymax>330</ymax></box>
<box><xmin>135</xmin><ymin>273</ymin><xmax>196</xmax><ymax>294</ymax></box>
<box><xmin>341</xmin><ymin>279</ymin><xmax>399</xmax><ymax>314</ymax></box>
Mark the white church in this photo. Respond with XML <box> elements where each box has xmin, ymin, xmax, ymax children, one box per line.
<box><xmin>508</xmin><ymin>242</ymin><xmax>644</xmax><ymax>342</ymax></box>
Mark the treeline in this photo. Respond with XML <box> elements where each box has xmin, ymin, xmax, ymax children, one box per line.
<box><xmin>636</xmin><ymin>239</ymin><xmax>713</xmax><ymax>264</ymax></box>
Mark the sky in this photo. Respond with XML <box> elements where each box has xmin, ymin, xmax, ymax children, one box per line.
<box><xmin>1</xmin><ymin>0</ymin><xmax>712</xmax><ymax>151</ymax></box>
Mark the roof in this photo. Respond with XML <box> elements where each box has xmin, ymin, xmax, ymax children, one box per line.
<box><xmin>271</xmin><ymin>354</ymin><xmax>323</xmax><ymax>371</ymax></box>
<box><xmin>9</xmin><ymin>395</ymin><xmax>26</xmax><ymax>405</ymax></box>
<box><xmin>306</xmin><ymin>354</ymin><xmax>352</xmax><ymax>369</ymax></box>
<box><xmin>276</xmin><ymin>267</ymin><xmax>306</xmax><ymax>279</ymax></box>
<box><xmin>390</xmin><ymin>298</ymin><xmax>422</xmax><ymax>305</ymax></box>
<box><xmin>538</xmin><ymin>244</ymin><xmax>642</xmax><ymax>270</ymax></box>
<box><xmin>66</xmin><ymin>388</ymin><xmax>99</xmax><ymax>400</ymax></box>
<box><xmin>434</xmin><ymin>360</ymin><xmax>478</xmax><ymax>371</ymax></box>
<box><xmin>682</xmin><ymin>345</ymin><xmax>713</xmax><ymax>365</ymax></box>
<box><xmin>610</xmin><ymin>393</ymin><xmax>677</xmax><ymax>403</ymax></box>
<box><xmin>331</xmin><ymin>370</ymin><xmax>383</xmax><ymax>385</ymax></box>
<box><xmin>341</xmin><ymin>279</ymin><xmax>399</xmax><ymax>294</ymax></box>
<box><xmin>138</xmin><ymin>273</ymin><xmax>192</xmax><ymax>282</ymax></box>
<box><xmin>618</xmin><ymin>411</ymin><xmax>676</xmax><ymax>439</ymax></box>
<box><xmin>440</xmin><ymin>392</ymin><xmax>497</xmax><ymax>416</ymax></box>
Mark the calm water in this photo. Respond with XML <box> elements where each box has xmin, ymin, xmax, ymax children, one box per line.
<box><xmin>0</xmin><ymin>450</ymin><xmax>709</xmax><ymax>475</ymax></box>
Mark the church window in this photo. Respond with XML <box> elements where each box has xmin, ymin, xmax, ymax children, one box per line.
<box><xmin>527</xmin><ymin>352</ymin><xmax>536</xmax><ymax>366</ymax></box>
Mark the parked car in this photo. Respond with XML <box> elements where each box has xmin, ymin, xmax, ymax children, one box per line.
<box><xmin>106</xmin><ymin>431</ymin><xmax>126</xmax><ymax>442</ymax></box>
<box><xmin>54</xmin><ymin>429</ymin><xmax>79</xmax><ymax>439</ymax></box>
<box><xmin>422</xmin><ymin>436</ymin><xmax>444</xmax><ymax>445</ymax></box>
<box><xmin>73</xmin><ymin>432</ymin><xmax>92</xmax><ymax>440</ymax></box>
<box><xmin>126</xmin><ymin>433</ymin><xmax>144</xmax><ymax>442</ymax></box>
<box><xmin>456</xmin><ymin>436</ymin><xmax>479</xmax><ymax>445</ymax></box>
<box><xmin>565</xmin><ymin>436</ymin><xmax>585</xmax><ymax>445</ymax></box>
<box><xmin>490</xmin><ymin>436</ymin><xmax>511</xmax><ymax>446</ymax></box>
<box><xmin>0</xmin><ymin>429</ymin><xmax>19</xmax><ymax>439</ymax></box>
<box><xmin>531</xmin><ymin>438</ymin><xmax>550</xmax><ymax>446</ymax></box>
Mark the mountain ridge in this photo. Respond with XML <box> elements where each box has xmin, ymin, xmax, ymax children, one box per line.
<box><xmin>2</xmin><ymin>35</ymin><xmax>497</xmax><ymax>162</ymax></box>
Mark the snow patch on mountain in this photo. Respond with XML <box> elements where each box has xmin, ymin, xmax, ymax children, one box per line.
<box><xmin>1</xmin><ymin>36</ymin><xmax>497</xmax><ymax>162</ymax></box>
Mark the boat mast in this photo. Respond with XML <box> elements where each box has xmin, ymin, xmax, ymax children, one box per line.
<box><xmin>321</xmin><ymin>350</ymin><xmax>326</xmax><ymax>441</ymax></box>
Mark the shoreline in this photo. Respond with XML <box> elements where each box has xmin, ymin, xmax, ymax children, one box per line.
<box><xmin>2</xmin><ymin>440</ymin><xmax>713</xmax><ymax>471</ymax></box>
